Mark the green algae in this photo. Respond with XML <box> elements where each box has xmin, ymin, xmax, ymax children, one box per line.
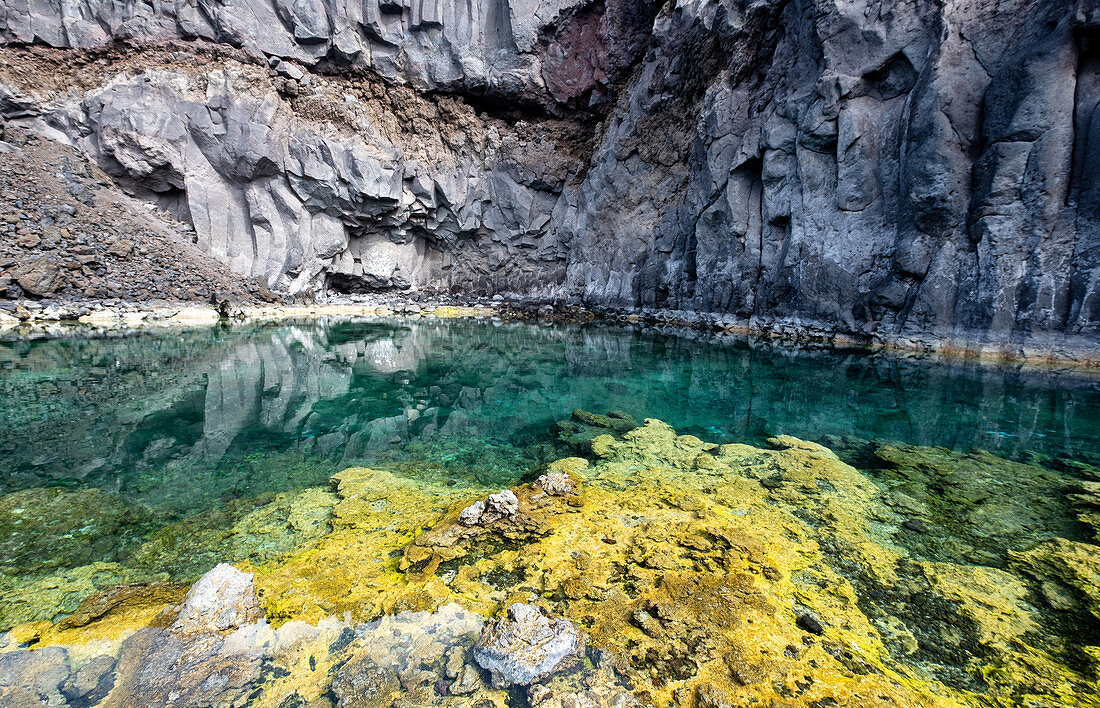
<box><xmin>0</xmin><ymin>487</ymin><xmax>156</xmax><ymax>574</ymax></box>
<box><xmin>0</xmin><ymin>487</ymin><xmax>337</xmax><ymax>632</ymax></box>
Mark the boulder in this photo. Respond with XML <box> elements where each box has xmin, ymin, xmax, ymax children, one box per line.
<box><xmin>473</xmin><ymin>603</ymin><xmax>583</xmax><ymax>687</ymax></box>
<box><xmin>170</xmin><ymin>563</ymin><xmax>264</xmax><ymax>635</ymax></box>
<box><xmin>11</xmin><ymin>258</ymin><xmax>64</xmax><ymax>297</ymax></box>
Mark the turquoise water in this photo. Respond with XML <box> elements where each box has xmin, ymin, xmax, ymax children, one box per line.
<box><xmin>2</xmin><ymin>317</ymin><xmax>1098</xmax><ymax>522</ymax></box>
<box><xmin>2</xmin><ymin>315</ymin><xmax>1100</xmax><ymax>704</ymax></box>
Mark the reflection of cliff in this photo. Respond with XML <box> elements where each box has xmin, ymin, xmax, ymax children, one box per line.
<box><xmin>2</xmin><ymin>321</ymin><xmax>1098</xmax><ymax>518</ymax></box>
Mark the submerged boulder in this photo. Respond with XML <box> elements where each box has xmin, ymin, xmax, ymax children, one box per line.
<box><xmin>330</xmin><ymin>655</ymin><xmax>400</xmax><ymax>708</ymax></box>
<box><xmin>474</xmin><ymin>603</ymin><xmax>584</xmax><ymax>687</ymax></box>
<box><xmin>0</xmin><ymin>646</ymin><xmax>71</xmax><ymax>706</ymax></box>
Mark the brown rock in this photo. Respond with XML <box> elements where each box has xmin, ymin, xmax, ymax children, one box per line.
<box><xmin>11</xmin><ymin>258</ymin><xmax>64</xmax><ymax>296</ymax></box>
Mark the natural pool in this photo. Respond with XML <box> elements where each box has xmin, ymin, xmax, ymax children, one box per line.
<box><xmin>0</xmin><ymin>316</ymin><xmax>1098</xmax><ymax>707</ymax></box>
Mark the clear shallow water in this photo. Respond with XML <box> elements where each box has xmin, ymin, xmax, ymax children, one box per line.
<box><xmin>2</xmin><ymin>316</ymin><xmax>1100</xmax><ymax>705</ymax></box>
<box><xmin>1</xmin><ymin>316</ymin><xmax>1098</xmax><ymax>522</ymax></box>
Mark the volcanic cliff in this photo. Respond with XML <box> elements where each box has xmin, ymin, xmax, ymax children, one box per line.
<box><xmin>0</xmin><ymin>0</ymin><xmax>1097</xmax><ymax>354</ymax></box>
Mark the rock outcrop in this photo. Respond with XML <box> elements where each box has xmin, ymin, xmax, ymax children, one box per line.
<box><xmin>0</xmin><ymin>0</ymin><xmax>657</xmax><ymax>107</ymax></box>
<box><xmin>474</xmin><ymin>603</ymin><xmax>584</xmax><ymax>687</ymax></box>
<box><xmin>1</xmin><ymin>0</ymin><xmax>1099</xmax><ymax>351</ymax></box>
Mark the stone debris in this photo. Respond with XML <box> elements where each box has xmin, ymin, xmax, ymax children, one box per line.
<box><xmin>458</xmin><ymin>489</ymin><xmax>519</xmax><ymax>526</ymax></box>
<box><xmin>473</xmin><ymin>603</ymin><xmax>584</xmax><ymax>687</ymax></box>
<box><xmin>533</xmin><ymin>472</ymin><xmax>574</xmax><ymax>496</ymax></box>
<box><xmin>0</xmin><ymin>123</ymin><xmax>270</xmax><ymax>306</ymax></box>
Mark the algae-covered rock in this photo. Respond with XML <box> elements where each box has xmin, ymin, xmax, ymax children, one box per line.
<box><xmin>0</xmin><ymin>487</ymin><xmax>333</xmax><ymax>633</ymax></box>
<box><xmin>1071</xmin><ymin>480</ymin><xmax>1100</xmax><ymax>543</ymax></box>
<box><xmin>1010</xmin><ymin>538</ymin><xmax>1100</xmax><ymax>620</ymax></box>
<box><xmin>330</xmin><ymin>655</ymin><xmax>400</xmax><ymax>708</ymax></box>
<box><xmin>56</xmin><ymin>581</ymin><xmax>186</xmax><ymax>630</ymax></box>
<box><xmin>866</xmin><ymin>443</ymin><xmax>1078</xmax><ymax>564</ymax></box>
<box><xmin>556</xmin><ymin>409</ymin><xmax>638</xmax><ymax>454</ymax></box>
<box><xmin>6</xmin><ymin>416</ymin><xmax>1099</xmax><ymax>708</ymax></box>
<box><xmin>0</xmin><ymin>486</ymin><xmax>155</xmax><ymax>574</ymax></box>
<box><xmin>0</xmin><ymin>561</ymin><xmax>139</xmax><ymax>631</ymax></box>
<box><xmin>127</xmin><ymin>487</ymin><xmax>335</xmax><ymax>580</ymax></box>
<box><xmin>474</xmin><ymin>603</ymin><xmax>584</xmax><ymax>687</ymax></box>
<box><xmin>920</xmin><ymin>562</ymin><xmax>1038</xmax><ymax>648</ymax></box>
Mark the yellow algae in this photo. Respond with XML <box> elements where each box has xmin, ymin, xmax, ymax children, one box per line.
<box><xmin>397</xmin><ymin>420</ymin><xmax>963</xmax><ymax>706</ymax></box>
<box><xmin>31</xmin><ymin>581</ymin><xmax>185</xmax><ymax>647</ymax></box>
<box><xmin>0</xmin><ymin>561</ymin><xmax>145</xmax><ymax>631</ymax></box>
<box><xmin>920</xmin><ymin>562</ymin><xmax>1037</xmax><ymax>647</ymax></box>
<box><xmin>252</xmin><ymin>467</ymin><xmax>486</xmax><ymax>624</ymax></box>
<box><xmin>1010</xmin><ymin>538</ymin><xmax>1100</xmax><ymax>620</ymax></box>
<box><xmin>6</xmin><ymin>416</ymin><xmax>1098</xmax><ymax>707</ymax></box>
<box><xmin>128</xmin><ymin>487</ymin><xmax>336</xmax><ymax>580</ymax></box>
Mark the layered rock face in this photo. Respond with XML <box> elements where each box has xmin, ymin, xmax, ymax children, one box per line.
<box><xmin>0</xmin><ymin>0</ymin><xmax>649</xmax><ymax>105</ymax></box>
<box><xmin>0</xmin><ymin>44</ymin><xmax>590</xmax><ymax>295</ymax></box>
<box><xmin>558</xmin><ymin>0</ymin><xmax>1100</xmax><ymax>344</ymax></box>
<box><xmin>1</xmin><ymin>0</ymin><xmax>1098</xmax><ymax>346</ymax></box>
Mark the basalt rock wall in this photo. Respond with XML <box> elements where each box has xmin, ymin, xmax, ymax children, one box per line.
<box><xmin>556</xmin><ymin>0</ymin><xmax>1100</xmax><ymax>345</ymax></box>
<box><xmin>1</xmin><ymin>0</ymin><xmax>1098</xmax><ymax>348</ymax></box>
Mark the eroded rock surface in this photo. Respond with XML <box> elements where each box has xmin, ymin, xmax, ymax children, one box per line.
<box><xmin>474</xmin><ymin>602</ymin><xmax>584</xmax><ymax>687</ymax></box>
<box><xmin>0</xmin><ymin>1</ymin><xmax>1097</xmax><ymax>351</ymax></box>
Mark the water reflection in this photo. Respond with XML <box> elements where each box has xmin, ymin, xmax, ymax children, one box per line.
<box><xmin>1</xmin><ymin>318</ymin><xmax>1098</xmax><ymax>520</ymax></box>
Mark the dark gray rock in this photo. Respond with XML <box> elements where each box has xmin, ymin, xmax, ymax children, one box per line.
<box><xmin>0</xmin><ymin>0</ymin><xmax>648</xmax><ymax>109</ymax></box>
<box><xmin>0</xmin><ymin>645</ymin><xmax>71</xmax><ymax>706</ymax></box>
<box><xmin>552</xmin><ymin>0</ymin><xmax>1099</xmax><ymax>348</ymax></box>
<box><xmin>1</xmin><ymin>0</ymin><xmax>1097</xmax><ymax>351</ymax></box>
<box><xmin>97</xmin><ymin>564</ymin><xmax>266</xmax><ymax>707</ymax></box>
<box><xmin>102</xmin><ymin>625</ymin><xmax>263</xmax><ymax>708</ymax></box>
<box><xmin>60</xmin><ymin>654</ymin><xmax>117</xmax><ymax>706</ymax></box>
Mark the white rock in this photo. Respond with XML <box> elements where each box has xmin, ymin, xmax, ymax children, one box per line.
<box><xmin>486</xmin><ymin>489</ymin><xmax>518</xmax><ymax>517</ymax></box>
<box><xmin>171</xmin><ymin>563</ymin><xmax>263</xmax><ymax>635</ymax></box>
<box><xmin>458</xmin><ymin>500</ymin><xmax>485</xmax><ymax>526</ymax></box>
<box><xmin>533</xmin><ymin>472</ymin><xmax>573</xmax><ymax>496</ymax></box>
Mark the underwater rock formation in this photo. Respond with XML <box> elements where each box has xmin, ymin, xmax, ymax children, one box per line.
<box><xmin>1</xmin><ymin>414</ymin><xmax>1096</xmax><ymax>706</ymax></box>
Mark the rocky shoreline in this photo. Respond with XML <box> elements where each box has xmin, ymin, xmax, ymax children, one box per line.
<box><xmin>2</xmin><ymin>294</ymin><xmax>1099</xmax><ymax>371</ymax></box>
<box><xmin>2</xmin><ymin>0</ymin><xmax>1098</xmax><ymax>356</ymax></box>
